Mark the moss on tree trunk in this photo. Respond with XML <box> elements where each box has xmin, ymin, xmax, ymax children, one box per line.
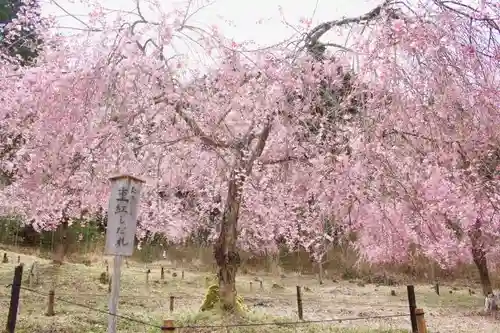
<box><xmin>214</xmin><ymin>167</ymin><xmax>242</xmax><ymax>311</ymax></box>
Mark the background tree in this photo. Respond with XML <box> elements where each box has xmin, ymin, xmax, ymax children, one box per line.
<box><xmin>0</xmin><ymin>0</ymin><xmax>42</xmax><ymax>65</ymax></box>
<box><xmin>1</xmin><ymin>0</ymin><xmax>498</xmax><ymax>313</ymax></box>
<box><xmin>0</xmin><ymin>0</ymin><xmax>365</xmax><ymax>311</ymax></box>
<box><xmin>305</xmin><ymin>0</ymin><xmax>499</xmax><ymax>296</ymax></box>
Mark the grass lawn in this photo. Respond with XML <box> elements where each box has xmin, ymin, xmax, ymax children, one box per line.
<box><xmin>0</xmin><ymin>250</ymin><xmax>495</xmax><ymax>333</ymax></box>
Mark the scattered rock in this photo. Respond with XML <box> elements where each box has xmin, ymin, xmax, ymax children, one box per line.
<box><xmin>390</xmin><ymin>290</ymin><xmax>397</xmax><ymax>296</ymax></box>
<box><xmin>253</xmin><ymin>277</ymin><xmax>261</xmax><ymax>282</ymax></box>
<box><xmin>449</xmin><ymin>290</ymin><xmax>453</xmax><ymax>294</ymax></box>
<box><xmin>331</xmin><ymin>279</ymin><xmax>338</xmax><ymax>283</ymax></box>
<box><xmin>2</xmin><ymin>253</ymin><xmax>7</xmax><ymax>263</ymax></box>
<box><xmin>272</xmin><ymin>283</ymin><xmax>284</xmax><ymax>290</ymax></box>
<box><xmin>254</xmin><ymin>301</ymin><xmax>271</xmax><ymax>307</ymax></box>
<box><xmin>469</xmin><ymin>288</ymin><xmax>476</xmax><ymax>295</ymax></box>
<box><xmin>82</xmin><ymin>259</ymin><xmax>91</xmax><ymax>266</ymax></box>
<box><xmin>452</xmin><ymin>286</ymin><xmax>459</xmax><ymax>291</ymax></box>
<box><xmin>339</xmin><ymin>308</ymin><xmax>355</xmax><ymax>315</ymax></box>
<box><xmin>303</xmin><ymin>286</ymin><xmax>312</xmax><ymax>292</ymax></box>
<box><xmin>484</xmin><ymin>292</ymin><xmax>499</xmax><ymax>313</ymax></box>
<box><xmin>364</xmin><ymin>274</ymin><xmax>399</xmax><ymax>286</ymax></box>
<box><xmin>172</xmin><ymin>272</ymin><xmax>178</xmax><ymax>277</ymax></box>
<box><xmin>280</xmin><ymin>274</ymin><xmax>286</xmax><ymax>279</ymax></box>
<box><xmin>357</xmin><ymin>282</ymin><xmax>366</xmax><ymax>287</ymax></box>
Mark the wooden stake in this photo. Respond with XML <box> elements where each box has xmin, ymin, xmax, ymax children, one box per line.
<box><xmin>161</xmin><ymin>319</ymin><xmax>175</xmax><ymax>331</ymax></box>
<box><xmin>161</xmin><ymin>267</ymin><xmax>164</xmax><ymax>280</ymax></box>
<box><xmin>296</xmin><ymin>286</ymin><xmax>303</xmax><ymax>320</ymax></box>
<box><xmin>46</xmin><ymin>290</ymin><xmax>55</xmax><ymax>316</ymax></box>
<box><xmin>107</xmin><ymin>256</ymin><xmax>123</xmax><ymax>333</ymax></box>
<box><xmin>407</xmin><ymin>285</ymin><xmax>418</xmax><ymax>333</ymax></box>
<box><xmin>169</xmin><ymin>296</ymin><xmax>174</xmax><ymax>312</ymax></box>
<box><xmin>416</xmin><ymin>308</ymin><xmax>427</xmax><ymax>333</ymax></box>
<box><xmin>6</xmin><ymin>265</ymin><xmax>23</xmax><ymax>333</ymax></box>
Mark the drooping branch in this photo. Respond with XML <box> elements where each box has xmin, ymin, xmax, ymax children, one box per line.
<box><xmin>432</xmin><ymin>0</ymin><xmax>500</xmax><ymax>34</ymax></box>
<box><xmin>246</xmin><ymin>122</ymin><xmax>272</xmax><ymax>171</ymax></box>
<box><xmin>260</xmin><ymin>154</ymin><xmax>309</xmax><ymax>165</ymax></box>
<box><xmin>152</xmin><ymin>92</ymin><xmax>230</xmax><ymax>149</ymax></box>
<box><xmin>304</xmin><ymin>0</ymin><xmax>394</xmax><ymax>50</ymax></box>
<box><xmin>173</xmin><ymin>103</ymin><xmax>230</xmax><ymax>149</ymax></box>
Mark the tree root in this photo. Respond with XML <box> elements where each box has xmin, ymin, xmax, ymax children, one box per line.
<box><xmin>200</xmin><ymin>284</ymin><xmax>247</xmax><ymax>312</ymax></box>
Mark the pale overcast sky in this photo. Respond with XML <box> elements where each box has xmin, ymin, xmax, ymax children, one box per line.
<box><xmin>41</xmin><ymin>0</ymin><xmax>382</xmax><ymax>47</ymax></box>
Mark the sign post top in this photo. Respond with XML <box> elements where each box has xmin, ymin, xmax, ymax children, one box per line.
<box><xmin>108</xmin><ymin>174</ymin><xmax>145</xmax><ymax>183</ymax></box>
<box><xmin>105</xmin><ymin>174</ymin><xmax>144</xmax><ymax>257</ymax></box>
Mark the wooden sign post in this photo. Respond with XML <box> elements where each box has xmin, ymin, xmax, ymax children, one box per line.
<box><xmin>105</xmin><ymin>175</ymin><xmax>144</xmax><ymax>333</ymax></box>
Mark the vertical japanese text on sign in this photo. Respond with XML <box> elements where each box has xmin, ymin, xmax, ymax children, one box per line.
<box><xmin>115</xmin><ymin>186</ymin><xmax>129</xmax><ymax>248</ymax></box>
<box><xmin>105</xmin><ymin>175</ymin><xmax>144</xmax><ymax>256</ymax></box>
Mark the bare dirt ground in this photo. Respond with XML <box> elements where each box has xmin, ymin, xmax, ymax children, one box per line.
<box><xmin>0</xmin><ymin>250</ymin><xmax>498</xmax><ymax>333</ymax></box>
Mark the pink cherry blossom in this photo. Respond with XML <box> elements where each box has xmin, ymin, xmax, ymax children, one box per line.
<box><xmin>0</xmin><ymin>1</ymin><xmax>498</xmax><ymax>295</ymax></box>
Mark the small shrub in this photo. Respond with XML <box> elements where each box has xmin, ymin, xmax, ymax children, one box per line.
<box><xmin>341</xmin><ymin>268</ymin><xmax>358</xmax><ymax>280</ymax></box>
<box><xmin>99</xmin><ymin>272</ymin><xmax>109</xmax><ymax>284</ymax></box>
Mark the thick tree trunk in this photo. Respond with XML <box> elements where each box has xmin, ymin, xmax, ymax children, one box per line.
<box><xmin>472</xmin><ymin>246</ymin><xmax>492</xmax><ymax>296</ymax></box>
<box><xmin>469</xmin><ymin>219</ymin><xmax>492</xmax><ymax>296</ymax></box>
<box><xmin>50</xmin><ymin>220</ymin><xmax>69</xmax><ymax>308</ymax></box>
<box><xmin>52</xmin><ymin>220</ymin><xmax>69</xmax><ymax>265</ymax></box>
<box><xmin>214</xmin><ymin>175</ymin><xmax>241</xmax><ymax>311</ymax></box>
<box><xmin>318</xmin><ymin>260</ymin><xmax>324</xmax><ymax>285</ymax></box>
<box><xmin>212</xmin><ymin>123</ymin><xmax>271</xmax><ymax>311</ymax></box>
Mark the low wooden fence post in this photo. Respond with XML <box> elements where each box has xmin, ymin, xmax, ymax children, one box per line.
<box><xmin>416</xmin><ymin>308</ymin><xmax>427</xmax><ymax>333</ymax></box>
<box><xmin>6</xmin><ymin>264</ymin><xmax>23</xmax><ymax>333</ymax></box>
<box><xmin>169</xmin><ymin>296</ymin><xmax>175</xmax><ymax>312</ymax></box>
<box><xmin>407</xmin><ymin>285</ymin><xmax>418</xmax><ymax>333</ymax></box>
<box><xmin>296</xmin><ymin>285</ymin><xmax>303</xmax><ymax>320</ymax></box>
<box><xmin>161</xmin><ymin>319</ymin><xmax>175</xmax><ymax>331</ymax></box>
<box><xmin>46</xmin><ymin>290</ymin><xmax>55</xmax><ymax>316</ymax></box>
